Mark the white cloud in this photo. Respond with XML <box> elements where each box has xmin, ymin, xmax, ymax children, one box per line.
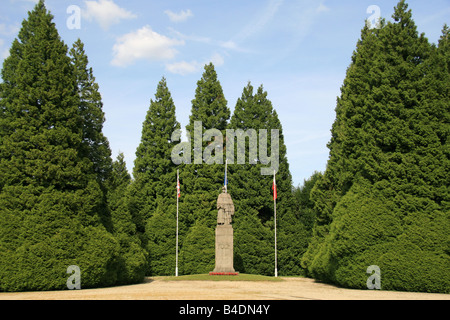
<box><xmin>165</xmin><ymin>60</ymin><xmax>199</xmax><ymax>76</ymax></box>
<box><xmin>165</xmin><ymin>53</ymin><xmax>224</xmax><ymax>76</ymax></box>
<box><xmin>83</xmin><ymin>0</ymin><xmax>137</xmax><ymax>30</ymax></box>
<box><xmin>111</xmin><ymin>25</ymin><xmax>184</xmax><ymax>67</ymax></box>
<box><xmin>164</xmin><ymin>9</ymin><xmax>193</xmax><ymax>23</ymax></box>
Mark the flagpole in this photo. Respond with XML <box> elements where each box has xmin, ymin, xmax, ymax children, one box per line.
<box><xmin>225</xmin><ymin>159</ymin><xmax>228</xmax><ymax>193</ymax></box>
<box><xmin>274</xmin><ymin>170</ymin><xmax>278</xmax><ymax>278</ymax></box>
<box><xmin>176</xmin><ymin>169</ymin><xmax>179</xmax><ymax>277</ymax></box>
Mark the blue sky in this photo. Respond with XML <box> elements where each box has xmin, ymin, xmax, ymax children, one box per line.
<box><xmin>1</xmin><ymin>0</ymin><xmax>449</xmax><ymax>187</ymax></box>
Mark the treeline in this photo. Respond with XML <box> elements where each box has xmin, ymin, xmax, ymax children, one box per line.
<box><xmin>300</xmin><ymin>1</ymin><xmax>449</xmax><ymax>293</ymax></box>
<box><xmin>0</xmin><ymin>0</ymin><xmax>448</xmax><ymax>294</ymax></box>
<box><xmin>0</xmin><ymin>0</ymin><xmax>307</xmax><ymax>291</ymax></box>
<box><xmin>0</xmin><ymin>1</ymin><xmax>147</xmax><ymax>291</ymax></box>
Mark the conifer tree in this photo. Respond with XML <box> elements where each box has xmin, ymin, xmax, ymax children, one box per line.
<box><xmin>145</xmin><ymin>198</ymin><xmax>181</xmax><ymax>275</ymax></box>
<box><xmin>174</xmin><ymin>63</ymin><xmax>230</xmax><ymax>274</ymax></box>
<box><xmin>0</xmin><ymin>1</ymin><xmax>121</xmax><ymax>291</ymax></box>
<box><xmin>302</xmin><ymin>1</ymin><xmax>449</xmax><ymax>293</ymax></box>
<box><xmin>228</xmin><ymin>82</ymin><xmax>304</xmax><ymax>276</ymax></box>
<box><xmin>108</xmin><ymin>153</ymin><xmax>147</xmax><ymax>284</ymax></box>
<box><xmin>130</xmin><ymin>77</ymin><xmax>180</xmax><ymax>234</ymax></box>
<box><xmin>180</xmin><ymin>63</ymin><xmax>230</xmax><ymax>229</ymax></box>
<box><xmin>69</xmin><ymin>38</ymin><xmax>113</xmax><ymax>230</ymax></box>
<box><xmin>69</xmin><ymin>39</ymin><xmax>112</xmax><ymax>184</ymax></box>
<box><xmin>179</xmin><ymin>221</ymin><xmax>215</xmax><ymax>274</ymax></box>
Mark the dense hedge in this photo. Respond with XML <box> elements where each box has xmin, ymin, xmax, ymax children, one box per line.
<box><xmin>301</xmin><ymin>1</ymin><xmax>449</xmax><ymax>293</ymax></box>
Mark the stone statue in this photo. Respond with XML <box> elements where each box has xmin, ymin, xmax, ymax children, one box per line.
<box><xmin>211</xmin><ymin>186</ymin><xmax>236</xmax><ymax>274</ymax></box>
<box><xmin>216</xmin><ymin>186</ymin><xmax>234</xmax><ymax>225</ymax></box>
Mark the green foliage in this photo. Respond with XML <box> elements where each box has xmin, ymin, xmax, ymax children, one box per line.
<box><xmin>306</xmin><ymin>180</ymin><xmax>449</xmax><ymax>293</ymax></box>
<box><xmin>293</xmin><ymin>171</ymin><xmax>323</xmax><ymax>230</ymax></box>
<box><xmin>69</xmin><ymin>39</ymin><xmax>112</xmax><ymax>185</ymax></box>
<box><xmin>128</xmin><ymin>77</ymin><xmax>181</xmax><ymax>276</ymax></box>
<box><xmin>0</xmin><ymin>184</ymin><xmax>122</xmax><ymax>291</ymax></box>
<box><xmin>302</xmin><ymin>1</ymin><xmax>450</xmax><ymax>293</ymax></box>
<box><xmin>5</xmin><ymin>0</ymin><xmax>446</xmax><ymax>295</ymax></box>
<box><xmin>108</xmin><ymin>153</ymin><xmax>147</xmax><ymax>284</ymax></box>
<box><xmin>145</xmin><ymin>199</ymin><xmax>181</xmax><ymax>276</ymax></box>
<box><xmin>174</xmin><ymin>64</ymin><xmax>231</xmax><ymax>275</ymax></box>
<box><xmin>179</xmin><ymin>222</ymin><xmax>215</xmax><ymax>275</ymax></box>
<box><xmin>186</xmin><ymin>63</ymin><xmax>230</xmax><ymax>135</ymax></box>
<box><xmin>228</xmin><ymin>82</ymin><xmax>304</xmax><ymax>276</ymax></box>
<box><xmin>180</xmin><ymin>63</ymin><xmax>230</xmax><ymax>229</ymax></box>
<box><xmin>130</xmin><ymin>77</ymin><xmax>181</xmax><ymax>235</ymax></box>
<box><xmin>234</xmin><ymin>215</ymin><xmax>273</xmax><ymax>275</ymax></box>
<box><xmin>0</xmin><ymin>1</ymin><xmax>143</xmax><ymax>291</ymax></box>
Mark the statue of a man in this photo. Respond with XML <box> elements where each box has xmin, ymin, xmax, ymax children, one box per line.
<box><xmin>217</xmin><ymin>186</ymin><xmax>234</xmax><ymax>225</ymax></box>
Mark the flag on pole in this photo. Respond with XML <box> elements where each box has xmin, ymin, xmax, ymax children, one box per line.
<box><xmin>272</xmin><ymin>172</ymin><xmax>277</xmax><ymax>200</ymax></box>
<box><xmin>177</xmin><ymin>171</ymin><xmax>181</xmax><ymax>198</ymax></box>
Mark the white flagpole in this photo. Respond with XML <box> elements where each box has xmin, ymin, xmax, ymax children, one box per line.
<box><xmin>225</xmin><ymin>159</ymin><xmax>228</xmax><ymax>193</ymax></box>
<box><xmin>274</xmin><ymin>170</ymin><xmax>278</xmax><ymax>278</ymax></box>
<box><xmin>176</xmin><ymin>169</ymin><xmax>179</xmax><ymax>277</ymax></box>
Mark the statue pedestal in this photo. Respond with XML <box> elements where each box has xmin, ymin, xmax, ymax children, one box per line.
<box><xmin>212</xmin><ymin>224</ymin><xmax>235</xmax><ymax>273</ymax></box>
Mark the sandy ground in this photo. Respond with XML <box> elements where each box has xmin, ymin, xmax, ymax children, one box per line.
<box><xmin>0</xmin><ymin>277</ymin><xmax>449</xmax><ymax>300</ymax></box>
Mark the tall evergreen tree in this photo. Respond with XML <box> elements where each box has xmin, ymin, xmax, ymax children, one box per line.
<box><xmin>0</xmin><ymin>1</ymin><xmax>127</xmax><ymax>291</ymax></box>
<box><xmin>302</xmin><ymin>1</ymin><xmax>449</xmax><ymax>293</ymax></box>
<box><xmin>107</xmin><ymin>153</ymin><xmax>147</xmax><ymax>284</ymax></box>
<box><xmin>145</xmin><ymin>197</ymin><xmax>183</xmax><ymax>276</ymax></box>
<box><xmin>69</xmin><ymin>38</ymin><xmax>113</xmax><ymax>230</ymax></box>
<box><xmin>227</xmin><ymin>82</ymin><xmax>304</xmax><ymax>276</ymax></box>
<box><xmin>177</xmin><ymin>63</ymin><xmax>230</xmax><ymax>274</ymax></box>
<box><xmin>293</xmin><ymin>171</ymin><xmax>323</xmax><ymax>231</ymax></box>
<box><xmin>69</xmin><ymin>39</ymin><xmax>112</xmax><ymax>184</ymax></box>
<box><xmin>130</xmin><ymin>77</ymin><xmax>180</xmax><ymax>235</ymax></box>
<box><xmin>180</xmin><ymin>63</ymin><xmax>230</xmax><ymax>229</ymax></box>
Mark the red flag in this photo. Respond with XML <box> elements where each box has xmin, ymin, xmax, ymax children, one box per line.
<box><xmin>177</xmin><ymin>172</ymin><xmax>181</xmax><ymax>198</ymax></box>
<box><xmin>272</xmin><ymin>173</ymin><xmax>277</xmax><ymax>200</ymax></box>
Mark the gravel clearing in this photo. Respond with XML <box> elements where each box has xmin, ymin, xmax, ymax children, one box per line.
<box><xmin>1</xmin><ymin>277</ymin><xmax>449</xmax><ymax>300</ymax></box>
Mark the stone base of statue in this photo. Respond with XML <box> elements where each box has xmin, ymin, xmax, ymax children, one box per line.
<box><xmin>210</xmin><ymin>186</ymin><xmax>238</xmax><ymax>276</ymax></box>
<box><xmin>212</xmin><ymin>224</ymin><xmax>235</xmax><ymax>273</ymax></box>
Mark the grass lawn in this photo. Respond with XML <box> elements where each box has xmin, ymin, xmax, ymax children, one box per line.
<box><xmin>153</xmin><ymin>273</ymin><xmax>284</xmax><ymax>282</ymax></box>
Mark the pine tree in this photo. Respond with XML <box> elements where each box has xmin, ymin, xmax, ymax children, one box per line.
<box><xmin>145</xmin><ymin>198</ymin><xmax>181</xmax><ymax>276</ymax></box>
<box><xmin>234</xmin><ymin>214</ymin><xmax>273</xmax><ymax>275</ymax></box>
<box><xmin>180</xmin><ymin>63</ymin><xmax>230</xmax><ymax>230</ymax></box>
<box><xmin>69</xmin><ymin>39</ymin><xmax>112</xmax><ymax>184</ymax></box>
<box><xmin>302</xmin><ymin>1</ymin><xmax>449</xmax><ymax>293</ymax></box>
<box><xmin>69</xmin><ymin>38</ymin><xmax>113</xmax><ymax>230</ymax></box>
<box><xmin>173</xmin><ymin>63</ymin><xmax>230</xmax><ymax>274</ymax></box>
<box><xmin>108</xmin><ymin>153</ymin><xmax>147</xmax><ymax>284</ymax></box>
<box><xmin>293</xmin><ymin>171</ymin><xmax>323</xmax><ymax>231</ymax></box>
<box><xmin>179</xmin><ymin>221</ymin><xmax>215</xmax><ymax>275</ymax></box>
<box><xmin>130</xmin><ymin>77</ymin><xmax>180</xmax><ymax>234</ymax></box>
<box><xmin>0</xmin><ymin>1</ymin><xmax>121</xmax><ymax>291</ymax></box>
<box><xmin>227</xmin><ymin>82</ymin><xmax>304</xmax><ymax>276</ymax></box>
